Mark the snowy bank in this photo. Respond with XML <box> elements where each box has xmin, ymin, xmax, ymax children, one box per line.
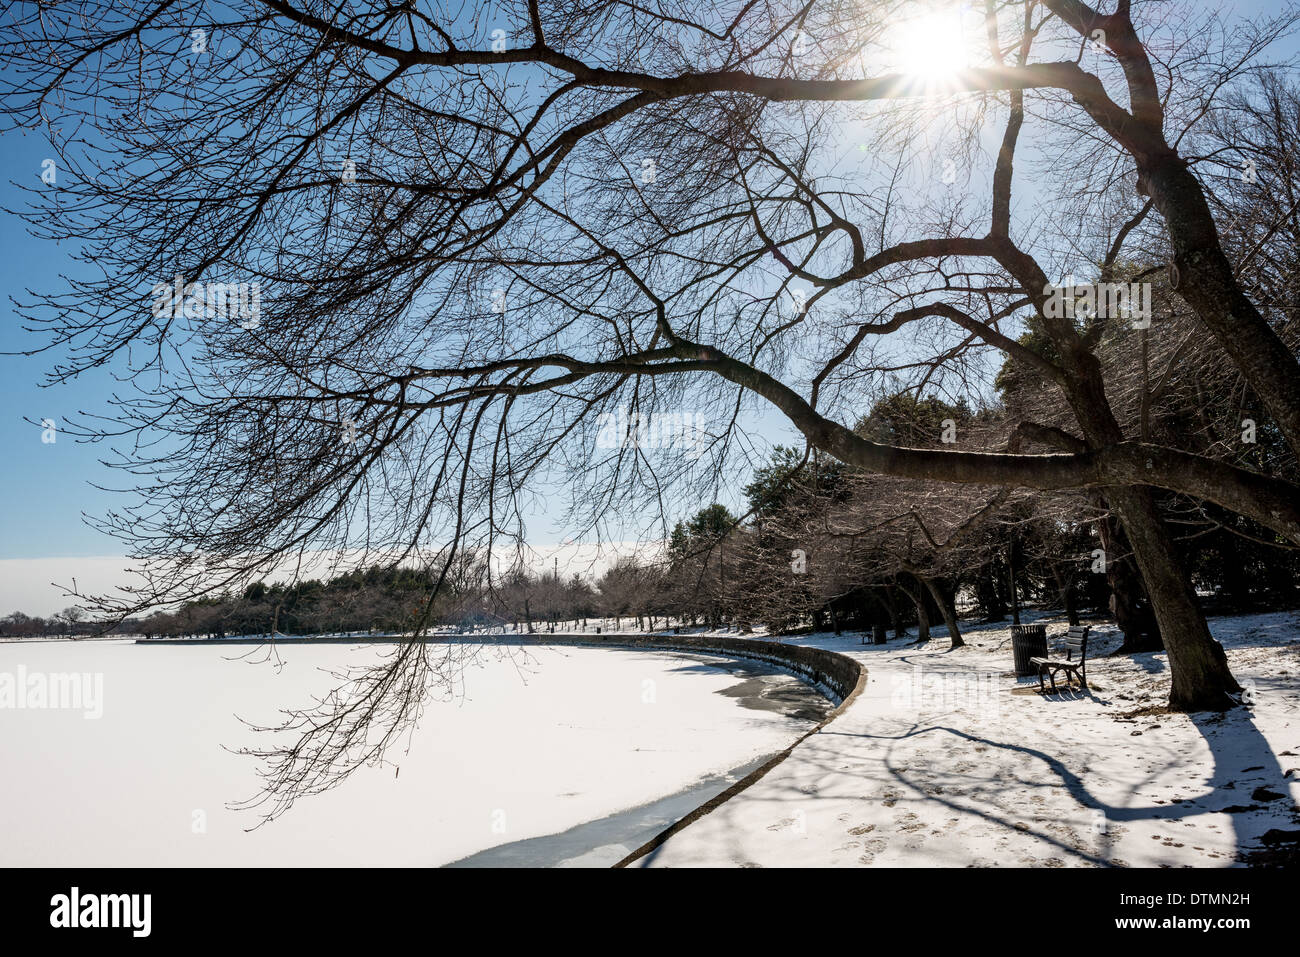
<box><xmin>632</xmin><ymin>610</ymin><xmax>1300</xmax><ymax>867</ymax></box>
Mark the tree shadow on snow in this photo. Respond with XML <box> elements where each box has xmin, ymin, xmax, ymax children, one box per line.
<box><xmin>823</xmin><ymin>704</ymin><xmax>1296</xmax><ymax>866</ymax></box>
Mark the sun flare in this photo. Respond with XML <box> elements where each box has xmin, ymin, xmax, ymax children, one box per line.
<box><xmin>892</xmin><ymin>10</ymin><xmax>971</xmax><ymax>79</ymax></box>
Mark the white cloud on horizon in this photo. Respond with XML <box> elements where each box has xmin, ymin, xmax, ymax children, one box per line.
<box><xmin>0</xmin><ymin>556</ymin><xmax>140</xmax><ymax>618</ymax></box>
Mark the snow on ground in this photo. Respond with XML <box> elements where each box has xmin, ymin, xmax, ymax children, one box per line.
<box><xmin>0</xmin><ymin>640</ymin><xmax>819</xmax><ymax>866</ymax></box>
<box><xmin>633</xmin><ymin>610</ymin><xmax>1300</xmax><ymax>867</ymax></box>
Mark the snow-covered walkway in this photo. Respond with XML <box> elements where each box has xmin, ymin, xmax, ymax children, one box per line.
<box><xmin>633</xmin><ymin>610</ymin><xmax>1300</xmax><ymax>867</ymax></box>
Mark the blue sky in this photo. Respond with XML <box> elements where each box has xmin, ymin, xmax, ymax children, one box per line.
<box><xmin>0</xmin><ymin>119</ymin><xmax>794</xmax><ymax>570</ymax></box>
<box><xmin>0</xmin><ymin>127</ymin><xmax>127</xmax><ymax>561</ymax></box>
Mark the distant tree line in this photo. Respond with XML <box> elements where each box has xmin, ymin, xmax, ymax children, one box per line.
<box><xmin>0</xmin><ymin>607</ymin><xmax>142</xmax><ymax>638</ymax></box>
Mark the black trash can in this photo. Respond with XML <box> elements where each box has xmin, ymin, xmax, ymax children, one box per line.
<box><xmin>1011</xmin><ymin>623</ymin><xmax>1048</xmax><ymax>677</ymax></box>
<box><xmin>873</xmin><ymin>622</ymin><xmax>888</xmax><ymax>645</ymax></box>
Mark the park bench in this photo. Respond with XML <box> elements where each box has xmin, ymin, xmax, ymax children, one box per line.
<box><xmin>1030</xmin><ymin>625</ymin><xmax>1091</xmax><ymax>694</ymax></box>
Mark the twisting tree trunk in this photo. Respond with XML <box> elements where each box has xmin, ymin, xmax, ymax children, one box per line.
<box><xmin>1095</xmin><ymin>503</ymin><xmax>1164</xmax><ymax>654</ymax></box>
<box><xmin>923</xmin><ymin>577</ymin><xmax>964</xmax><ymax>650</ymax></box>
<box><xmin>897</xmin><ymin>577</ymin><xmax>930</xmax><ymax>643</ymax></box>
<box><xmin>1049</xmin><ymin>564</ymin><xmax>1080</xmax><ymax>626</ymax></box>
<box><xmin>1107</xmin><ymin>487</ymin><xmax>1240</xmax><ymax>710</ymax></box>
<box><xmin>976</xmin><ymin>565</ymin><xmax>1008</xmax><ymax>622</ymax></box>
<box><xmin>885</xmin><ymin>586</ymin><xmax>904</xmax><ymax>640</ymax></box>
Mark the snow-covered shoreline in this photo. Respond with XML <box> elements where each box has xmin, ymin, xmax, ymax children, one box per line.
<box><xmin>5</xmin><ymin>611</ymin><xmax>1295</xmax><ymax>868</ymax></box>
<box><xmin>631</xmin><ymin>610</ymin><xmax>1300</xmax><ymax>867</ymax></box>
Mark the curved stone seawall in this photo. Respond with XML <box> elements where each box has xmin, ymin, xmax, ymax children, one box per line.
<box><xmin>508</xmin><ymin>633</ymin><xmax>867</xmax><ymax>868</ymax></box>
<box><xmin>512</xmin><ymin>633</ymin><xmax>862</xmax><ymax>705</ymax></box>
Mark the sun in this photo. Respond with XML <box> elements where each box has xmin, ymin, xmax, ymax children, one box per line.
<box><xmin>891</xmin><ymin>9</ymin><xmax>972</xmax><ymax>79</ymax></box>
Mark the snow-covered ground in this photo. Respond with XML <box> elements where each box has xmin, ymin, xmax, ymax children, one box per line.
<box><xmin>632</xmin><ymin>610</ymin><xmax>1300</xmax><ymax>867</ymax></box>
<box><xmin>0</xmin><ymin>640</ymin><xmax>823</xmax><ymax>866</ymax></box>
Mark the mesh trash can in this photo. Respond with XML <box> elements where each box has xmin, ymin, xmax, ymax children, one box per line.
<box><xmin>1011</xmin><ymin>623</ymin><xmax>1048</xmax><ymax>677</ymax></box>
